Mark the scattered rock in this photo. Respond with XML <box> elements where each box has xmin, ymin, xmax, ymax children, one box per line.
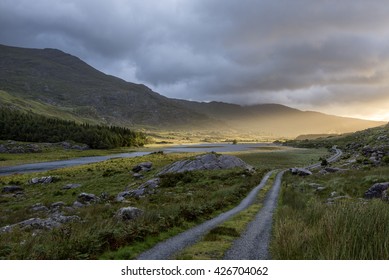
<box><xmin>29</xmin><ymin>176</ymin><xmax>57</xmax><ymax>184</ymax></box>
<box><xmin>30</xmin><ymin>203</ymin><xmax>49</xmax><ymax>212</ymax></box>
<box><xmin>324</xmin><ymin>167</ymin><xmax>347</xmax><ymax>173</ymax></box>
<box><xmin>72</xmin><ymin>201</ymin><xmax>85</xmax><ymax>208</ymax></box>
<box><xmin>290</xmin><ymin>168</ymin><xmax>312</xmax><ymax>176</ymax></box>
<box><xmin>116</xmin><ymin>178</ymin><xmax>160</xmax><ymax>201</ymax></box>
<box><xmin>132</xmin><ymin>162</ymin><xmax>153</xmax><ymax>172</ymax></box>
<box><xmin>2</xmin><ymin>185</ymin><xmax>24</xmax><ymax>193</ymax></box>
<box><xmin>308</xmin><ymin>183</ymin><xmax>323</xmax><ymax>189</ymax></box>
<box><xmin>364</xmin><ymin>182</ymin><xmax>389</xmax><ymax>199</ymax></box>
<box><xmin>115</xmin><ymin>207</ymin><xmax>143</xmax><ymax>221</ymax></box>
<box><xmin>158</xmin><ymin>153</ymin><xmax>253</xmax><ymax>176</ymax></box>
<box><xmin>62</xmin><ymin>183</ymin><xmax>82</xmax><ymax>190</ymax></box>
<box><xmin>50</xmin><ymin>201</ymin><xmax>66</xmax><ymax>209</ymax></box>
<box><xmin>0</xmin><ymin>213</ymin><xmax>80</xmax><ymax>233</ymax></box>
<box><xmin>77</xmin><ymin>193</ymin><xmax>99</xmax><ymax>204</ymax></box>
<box><xmin>132</xmin><ymin>173</ymin><xmax>144</xmax><ymax>179</ymax></box>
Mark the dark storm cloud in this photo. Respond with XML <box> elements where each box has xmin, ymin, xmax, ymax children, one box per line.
<box><xmin>1</xmin><ymin>0</ymin><xmax>389</xmax><ymax>118</ymax></box>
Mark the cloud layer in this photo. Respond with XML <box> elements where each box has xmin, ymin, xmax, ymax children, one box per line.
<box><xmin>1</xmin><ymin>0</ymin><xmax>389</xmax><ymax>120</ymax></box>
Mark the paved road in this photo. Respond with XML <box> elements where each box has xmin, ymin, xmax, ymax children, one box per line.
<box><xmin>137</xmin><ymin>171</ymin><xmax>274</xmax><ymax>260</ymax></box>
<box><xmin>224</xmin><ymin>147</ymin><xmax>343</xmax><ymax>259</ymax></box>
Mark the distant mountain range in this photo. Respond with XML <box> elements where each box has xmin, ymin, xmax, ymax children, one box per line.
<box><xmin>0</xmin><ymin>44</ymin><xmax>385</xmax><ymax>138</ymax></box>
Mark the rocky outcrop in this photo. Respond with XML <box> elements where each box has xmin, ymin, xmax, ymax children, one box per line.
<box><xmin>0</xmin><ymin>213</ymin><xmax>80</xmax><ymax>233</ymax></box>
<box><xmin>364</xmin><ymin>182</ymin><xmax>389</xmax><ymax>199</ymax></box>
<box><xmin>115</xmin><ymin>207</ymin><xmax>143</xmax><ymax>221</ymax></box>
<box><xmin>116</xmin><ymin>178</ymin><xmax>160</xmax><ymax>201</ymax></box>
<box><xmin>158</xmin><ymin>153</ymin><xmax>253</xmax><ymax>176</ymax></box>
<box><xmin>289</xmin><ymin>168</ymin><xmax>312</xmax><ymax>176</ymax></box>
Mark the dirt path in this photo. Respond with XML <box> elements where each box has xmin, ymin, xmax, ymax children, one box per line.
<box><xmin>136</xmin><ymin>171</ymin><xmax>274</xmax><ymax>260</ymax></box>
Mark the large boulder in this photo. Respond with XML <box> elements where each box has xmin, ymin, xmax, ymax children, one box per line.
<box><xmin>364</xmin><ymin>182</ymin><xmax>389</xmax><ymax>199</ymax></box>
<box><xmin>157</xmin><ymin>153</ymin><xmax>253</xmax><ymax>176</ymax></box>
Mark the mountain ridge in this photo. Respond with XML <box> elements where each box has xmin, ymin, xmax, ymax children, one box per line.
<box><xmin>0</xmin><ymin>44</ymin><xmax>385</xmax><ymax>138</ymax></box>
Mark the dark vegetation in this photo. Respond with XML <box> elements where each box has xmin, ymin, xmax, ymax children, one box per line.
<box><xmin>0</xmin><ymin>107</ymin><xmax>147</xmax><ymax>148</ymax></box>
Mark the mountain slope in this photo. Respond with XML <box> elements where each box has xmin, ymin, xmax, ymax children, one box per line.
<box><xmin>0</xmin><ymin>44</ymin><xmax>385</xmax><ymax>138</ymax></box>
<box><xmin>174</xmin><ymin>99</ymin><xmax>385</xmax><ymax>137</ymax></box>
<box><xmin>0</xmin><ymin>44</ymin><xmax>212</xmax><ymax>128</ymax></box>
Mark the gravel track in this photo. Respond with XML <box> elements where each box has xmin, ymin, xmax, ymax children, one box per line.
<box><xmin>224</xmin><ymin>170</ymin><xmax>285</xmax><ymax>259</ymax></box>
<box><xmin>136</xmin><ymin>170</ymin><xmax>274</xmax><ymax>260</ymax></box>
<box><xmin>223</xmin><ymin>148</ymin><xmax>343</xmax><ymax>259</ymax></box>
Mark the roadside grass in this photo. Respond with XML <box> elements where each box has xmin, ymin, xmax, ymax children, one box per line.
<box><xmin>270</xmin><ymin>167</ymin><xmax>389</xmax><ymax>259</ymax></box>
<box><xmin>173</xmin><ymin>172</ymin><xmax>277</xmax><ymax>260</ymax></box>
<box><xmin>0</xmin><ymin>144</ymin><xmax>134</xmax><ymax>167</ymax></box>
<box><xmin>233</xmin><ymin>147</ymin><xmax>328</xmax><ymax>170</ymax></box>
<box><xmin>0</xmin><ymin>152</ymin><xmax>266</xmax><ymax>259</ymax></box>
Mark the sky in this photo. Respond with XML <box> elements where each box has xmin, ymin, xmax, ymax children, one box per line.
<box><xmin>1</xmin><ymin>0</ymin><xmax>389</xmax><ymax>121</ymax></box>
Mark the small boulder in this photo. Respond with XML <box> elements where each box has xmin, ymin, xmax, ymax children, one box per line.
<box><xmin>290</xmin><ymin>168</ymin><xmax>312</xmax><ymax>176</ymax></box>
<box><xmin>364</xmin><ymin>182</ymin><xmax>389</xmax><ymax>199</ymax></box>
<box><xmin>29</xmin><ymin>176</ymin><xmax>57</xmax><ymax>184</ymax></box>
<box><xmin>77</xmin><ymin>193</ymin><xmax>99</xmax><ymax>204</ymax></box>
<box><xmin>116</xmin><ymin>178</ymin><xmax>160</xmax><ymax>201</ymax></box>
<box><xmin>132</xmin><ymin>162</ymin><xmax>153</xmax><ymax>172</ymax></box>
<box><xmin>62</xmin><ymin>183</ymin><xmax>81</xmax><ymax>190</ymax></box>
<box><xmin>2</xmin><ymin>185</ymin><xmax>24</xmax><ymax>193</ymax></box>
<box><xmin>30</xmin><ymin>203</ymin><xmax>49</xmax><ymax>212</ymax></box>
<box><xmin>132</xmin><ymin>173</ymin><xmax>144</xmax><ymax>179</ymax></box>
<box><xmin>50</xmin><ymin>201</ymin><xmax>66</xmax><ymax>209</ymax></box>
<box><xmin>115</xmin><ymin>207</ymin><xmax>143</xmax><ymax>221</ymax></box>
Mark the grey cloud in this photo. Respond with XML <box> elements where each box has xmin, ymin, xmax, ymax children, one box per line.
<box><xmin>1</xmin><ymin>0</ymin><xmax>389</xmax><ymax>119</ymax></box>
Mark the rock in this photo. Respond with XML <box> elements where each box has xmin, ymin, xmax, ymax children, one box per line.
<box><xmin>132</xmin><ymin>173</ymin><xmax>144</xmax><ymax>179</ymax></box>
<box><xmin>77</xmin><ymin>193</ymin><xmax>99</xmax><ymax>204</ymax></box>
<box><xmin>324</xmin><ymin>167</ymin><xmax>346</xmax><ymax>173</ymax></box>
<box><xmin>290</xmin><ymin>168</ymin><xmax>312</xmax><ymax>176</ymax></box>
<box><xmin>316</xmin><ymin>187</ymin><xmax>327</xmax><ymax>192</ymax></box>
<box><xmin>364</xmin><ymin>182</ymin><xmax>389</xmax><ymax>199</ymax></box>
<box><xmin>72</xmin><ymin>201</ymin><xmax>85</xmax><ymax>208</ymax></box>
<box><xmin>132</xmin><ymin>162</ymin><xmax>153</xmax><ymax>172</ymax></box>
<box><xmin>50</xmin><ymin>201</ymin><xmax>66</xmax><ymax>209</ymax></box>
<box><xmin>0</xmin><ymin>213</ymin><xmax>80</xmax><ymax>233</ymax></box>
<box><xmin>115</xmin><ymin>207</ymin><xmax>143</xmax><ymax>221</ymax></box>
<box><xmin>29</xmin><ymin>176</ymin><xmax>57</xmax><ymax>184</ymax></box>
<box><xmin>158</xmin><ymin>153</ymin><xmax>253</xmax><ymax>175</ymax></box>
<box><xmin>30</xmin><ymin>203</ymin><xmax>49</xmax><ymax>212</ymax></box>
<box><xmin>62</xmin><ymin>183</ymin><xmax>82</xmax><ymax>190</ymax></box>
<box><xmin>2</xmin><ymin>185</ymin><xmax>24</xmax><ymax>193</ymax></box>
<box><xmin>116</xmin><ymin>178</ymin><xmax>160</xmax><ymax>201</ymax></box>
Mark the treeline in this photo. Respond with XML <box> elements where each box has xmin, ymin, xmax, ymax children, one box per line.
<box><xmin>0</xmin><ymin>107</ymin><xmax>147</xmax><ymax>149</ymax></box>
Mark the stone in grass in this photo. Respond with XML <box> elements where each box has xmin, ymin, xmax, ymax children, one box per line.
<box><xmin>77</xmin><ymin>193</ymin><xmax>99</xmax><ymax>204</ymax></box>
<box><xmin>29</xmin><ymin>176</ymin><xmax>58</xmax><ymax>185</ymax></box>
<box><xmin>30</xmin><ymin>203</ymin><xmax>49</xmax><ymax>212</ymax></box>
<box><xmin>62</xmin><ymin>183</ymin><xmax>82</xmax><ymax>190</ymax></box>
<box><xmin>289</xmin><ymin>168</ymin><xmax>312</xmax><ymax>176</ymax></box>
<box><xmin>132</xmin><ymin>162</ymin><xmax>153</xmax><ymax>173</ymax></box>
<box><xmin>115</xmin><ymin>207</ymin><xmax>143</xmax><ymax>221</ymax></box>
<box><xmin>2</xmin><ymin>185</ymin><xmax>24</xmax><ymax>193</ymax></box>
<box><xmin>364</xmin><ymin>182</ymin><xmax>389</xmax><ymax>199</ymax></box>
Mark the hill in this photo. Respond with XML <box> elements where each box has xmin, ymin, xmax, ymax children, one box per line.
<box><xmin>0</xmin><ymin>44</ymin><xmax>385</xmax><ymax>138</ymax></box>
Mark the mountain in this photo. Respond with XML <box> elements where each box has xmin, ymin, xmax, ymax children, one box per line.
<box><xmin>0</xmin><ymin>44</ymin><xmax>385</xmax><ymax>138</ymax></box>
<box><xmin>0</xmin><ymin>44</ymin><xmax>212</xmax><ymax>129</ymax></box>
<box><xmin>174</xmin><ymin>99</ymin><xmax>385</xmax><ymax>137</ymax></box>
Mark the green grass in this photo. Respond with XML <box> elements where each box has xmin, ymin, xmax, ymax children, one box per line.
<box><xmin>0</xmin><ymin>152</ymin><xmax>266</xmax><ymax>259</ymax></box>
<box><xmin>232</xmin><ymin>147</ymin><xmax>328</xmax><ymax>170</ymax></box>
<box><xmin>174</xmin><ymin>172</ymin><xmax>276</xmax><ymax>260</ymax></box>
<box><xmin>270</xmin><ymin>167</ymin><xmax>389</xmax><ymax>259</ymax></box>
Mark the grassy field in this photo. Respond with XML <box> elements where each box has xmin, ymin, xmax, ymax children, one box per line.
<box><xmin>0</xmin><ymin>145</ymin><xmax>330</xmax><ymax>259</ymax></box>
<box><xmin>270</xmin><ymin>166</ymin><xmax>389</xmax><ymax>259</ymax></box>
